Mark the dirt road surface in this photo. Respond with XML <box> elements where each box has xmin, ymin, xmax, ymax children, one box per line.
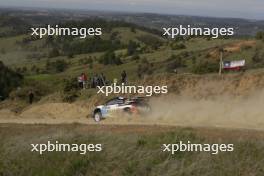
<box><xmin>0</xmin><ymin>98</ymin><xmax>264</xmax><ymax>131</ymax></box>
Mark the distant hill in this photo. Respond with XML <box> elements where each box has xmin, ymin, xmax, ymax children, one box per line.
<box><xmin>0</xmin><ymin>15</ymin><xmax>30</xmax><ymax>37</ymax></box>
<box><xmin>1</xmin><ymin>8</ymin><xmax>263</xmax><ymax>36</ymax></box>
<box><xmin>86</xmin><ymin>12</ymin><xmax>264</xmax><ymax>36</ymax></box>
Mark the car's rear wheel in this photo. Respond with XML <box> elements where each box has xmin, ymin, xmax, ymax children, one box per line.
<box><xmin>94</xmin><ymin>112</ymin><xmax>102</xmax><ymax>122</ymax></box>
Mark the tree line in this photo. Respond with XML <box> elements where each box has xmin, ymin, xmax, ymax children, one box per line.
<box><xmin>0</xmin><ymin>61</ymin><xmax>23</xmax><ymax>100</ymax></box>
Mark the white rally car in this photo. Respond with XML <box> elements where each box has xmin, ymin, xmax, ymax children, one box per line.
<box><xmin>92</xmin><ymin>97</ymin><xmax>150</xmax><ymax>122</ymax></box>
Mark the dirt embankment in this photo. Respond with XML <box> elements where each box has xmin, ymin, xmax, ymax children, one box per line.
<box><xmin>1</xmin><ymin>71</ymin><xmax>264</xmax><ymax>130</ymax></box>
<box><xmin>208</xmin><ymin>40</ymin><xmax>256</xmax><ymax>59</ymax></box>
<box><xmin>145</xmin><ymin>70</ymin><xmax>264</xmax><ymax>98</ymax></box>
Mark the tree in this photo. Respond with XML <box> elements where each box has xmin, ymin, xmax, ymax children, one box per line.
<box><xmin>166</xmin><ymin>55</ymin><xmax>184</xmax><ymax>72</ymax></box>
<box><xmin>256</xmin><ymin>31</ymin><xmax>264</xmax><ymax>41</ymax></box>
<box><xmin>127</xmin><ymin>40</ymin><xmax>139</xmax><ymax>56</ymax></box>
<box><xmin>45</xmin><ymin>59</ymin><xmax>68</xmax><ymax>73</ymax></box>
<box><xmin>131</xmin><ymin>54</ymin><xmax>140</xmax><ymax>61</ymax></box>
<box><xmin>137</xmin><ymin>58</ymin><xmax>153</xmax><ymax>78</ymax></box>
<box><xmin>0</xmin><ymin>61</ymin><xmax>23</xmax><ymax>99</ymax></box>
<box><xmin>130</xmin><ymin>27</ymin><xmax>136</xmax><ymax>33</ymax></box>
<box><xmin>48</xmin><ymin>48</ymin><xmax>60</xmax><ymax>58</ymax></box>
<box><xmin>54</xmin><ymin>60</ymin><xmax>68</xmax><ymax>73</ymax></box>
<box><xmin>171</xmin><ymin>42</ymin><xmax>186</xmax><ymax>50</ymax></box>
<box><xmin>191</xmin><ymin>60</ymin><xmax>218</xmax><ymax>74</ymax></box>
<box><xmin>99</xmin><ymin>51</ymin><xmax>122</xmax><ymax>65</ymax></box>
<box><xmin>137</xmin><ymin>35</ymin><xmax>162</xmax><ymax>50</ymax></box>
<box><xmin>252</xmin><ymin>49</ymin><xmax>264</xmax><ymax>64</ymax></box>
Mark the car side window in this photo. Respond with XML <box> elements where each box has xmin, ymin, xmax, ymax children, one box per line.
<box><xmin>106</xmin><ymin>100</ymin><xmax>116</xmax><ymax>106</ymax></box>
<box><xmin>106</xmin><ymin>99</ymin><xmax>124</xmax><ymax>106</ymax></box>
<box><xmin>116</xmin><ymin>99</ymin><xmax>124</xmax><ymax>105</ymax></box>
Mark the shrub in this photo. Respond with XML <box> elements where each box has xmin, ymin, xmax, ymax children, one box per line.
<box><xmin>63</xmin><ymin>78</ymin><xmax>79</xmax><ymax>92</ymax></box>
<box><xmin>48</xmin><ymin>48</ymin><xmax>60</xmax><ymax>58</ymax></box>
<box><xmin>136</xmin><ymin>35</ymin><xmax>162</xmax><ymax>50</ymax></box>
<box><xmin>62</xmin><ymin>93</ymin><xmax>79</xmax><ymax>103</ymax></box>
<box><xmin>127</xmin><ymin>40</ymin><xmax>139</xmax><ymax>56</ymax></box>
<box><xmin>99</xmin><ymin>51</ymin><xmax>122</xmax><ymax>65</ymax></box>
<box><xmin>191</xmin><ymin>60</ymin><xmax>218</xmax><ymax>74</ymax></box>
<box><xmin>252</xmin><ymin>52</ymin><xmax>262</xmax><ymax>63</ymax></box>
<box><xmin>137</xmin><ymin>58</ymin><xmax>153</xmax><ymax>78</ymax></box>
<box><xmin>130</xmin><ymin>27</ymin><xmax>136</xmax><ymax>33</ymax></box>
<box><xmin>79</xmin><ymin>57</ymin><xmax>93</xmax><ymax>65</ymax></box>
<box><xmin>46</xmin><ymin>59</ymin><xmax>68</xmax><ymax>73</ymax></box>
<box><xmin>0</xmin><ymin>61</ymin><xmax>23</xmax><ymax>99</ymax></box>
<box><xmin>67</xmin><ymin>52</ymin><xmax>74</xmax><ymax>59</ymax></box>
<box><xmin>62</xmin><ymin>78</ymin><xmax>79</xmax><ymax>103</ymax></box>
<box><xmin>256</xmin><ymin>31</ymin><xmax>264</xmax><ymax>41</ymax></box>
<box><xmin>131</xmin><ymin>54</ymin><xmax>140</xmax><ymax>61</ymax></box>
<box><xmin>9</xmin><ymin>79</ymin><xmax>52</xmax><ymax>102</ymax></box>
<box><xmin>166</xmin><ymin>55</ymin><xmax>184</xmax><ymax>72</ymax></box>
<box><xmin>89</xmin><ymin>63</ymin><xmax>93</xmax><ymax>69</ymax></box>
<box><xmin>241</xmin><ymin>45</ymin><xmax>252</xmax><ymax>50</ymax></box>
<box><xmin>171</xmin><ymin>42</ymin><xmax>186</xmax><ymax>50</ymax></box>
<box><xmin>252</xmin><ymin>50</ymin><xmax>264</xmax><ymax>68</ymax></box>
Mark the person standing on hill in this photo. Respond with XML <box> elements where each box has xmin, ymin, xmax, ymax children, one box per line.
<box><xmin>78</xmin><ymin>75</ymin><xmax>83</xmax><ymax>89</ymax></box>
<box><xmin>121</xmin><ymin>70</ymin><xmax>127</xmax><ymax>84</ymax></box>
<box><xmin>28</xmin><ymin>90</ymin><xmax>34</xmax><ymax>104</ymax></box>
<box><xmin>82</xmin><ymin>73</ymin><xmax>88</xmax><ymax>89</ymax></box>
<box><xmin>113</xmin><ymin>78</ymin><xmax>118</xmax><ymax>85</ymax></box>
<box><xmin>91</xmin><ymin>74</ymin><xmax>96</xmax><ymax>88</ymax></box>
<box><xmin>99</xmin><ymin>73</ymin><xmax>106</xmax><ymax>86</ymax></box>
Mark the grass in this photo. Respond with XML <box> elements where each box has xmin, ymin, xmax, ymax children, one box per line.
<box><xmin>0</xmin><ymin>27</ymin><xmax>259</xmax><ymax>81</ymax></box>
<box><xmin>111</xmin><ymin>27</ymin><xmax>165</xmax><ymax>44</ymax></box>
<box><xmin>0</xmin><ymin>124</ymin><xmax>264</xmax><ymax>176</ymax></box>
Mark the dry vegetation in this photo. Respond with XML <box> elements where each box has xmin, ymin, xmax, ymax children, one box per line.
<box><xmin>0</xmin><ymin>124</ymin><xmax>264</xmax><ymax>176</ymax></box>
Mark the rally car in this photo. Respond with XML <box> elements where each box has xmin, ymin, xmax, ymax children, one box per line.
<box><xmin>92</xmin><ymin>97</ymin><xmax>150</xmax><ymax>122</ymax></box>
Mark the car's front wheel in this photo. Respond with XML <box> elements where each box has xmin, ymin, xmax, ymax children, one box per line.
<box><xmin>124</xmin><ymin>107</ymin><xmax>132</xmax><ymax>115</ymax></box>
<box><xmin>94</xmin><ymin>111</ymin><xmax>102</xmax><ymax>122</ymax></box>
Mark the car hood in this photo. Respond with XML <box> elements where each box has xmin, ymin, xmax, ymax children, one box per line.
<box><xmin>96</xmin><ymin>105</ymin><xmax>105</xmax><ymax>109</ymax></box>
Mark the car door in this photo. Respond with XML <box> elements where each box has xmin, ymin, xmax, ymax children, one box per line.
<box><xmin>105</xmin><ymin>98</ymin><xmax>126</xmax><ymax>116</ymax></box>
<box><xmin>105</xmin><ymin>99</ymin><xmax>120</xmax><ymax>116</ymax></box>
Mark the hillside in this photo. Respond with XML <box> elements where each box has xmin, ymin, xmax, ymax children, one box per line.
<box><xmin>0</xmin><ymin>13</ymin><xmax>263</xmax><ymax>114</ymax></box>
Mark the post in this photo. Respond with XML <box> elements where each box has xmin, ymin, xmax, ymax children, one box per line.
<box><xmin>219</xmin><ymin>50</ymin><xmax>223</xmax><ymax>75</ymax></box>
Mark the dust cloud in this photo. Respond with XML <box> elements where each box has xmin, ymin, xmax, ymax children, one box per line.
<box><xmin>146</xmin><ymin>91</ymin><xmax>264</xmax><ymax>130</ymax></box>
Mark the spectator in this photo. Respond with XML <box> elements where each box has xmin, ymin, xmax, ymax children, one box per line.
<box><xmin>98</xmin><ymin>73</ymin><xmax>106</xmax><ymax>86</ymax></box>
<box><xmin>82</xmin><ymin>73</ymin><xmax>88</xmax><ymax>89</ymax></box>
<box><xmin>91</xmin><ymin>74</ymin><xmax>96</xmax><ymax>88</ymax></box>
<box><xmin>121</xmin><ymin>70</ymin><xmax>127</xmax><ymax>84</ymax></box>
<box><xmin>78</xmin><ymin>75</ymin><xmax>83</xmax><ymax>89</ymax></box>
<box><xmin>28</xmin><ymin>90</ymin><xmax>34</xmax><ymax>104</ymax></box>
<box><xmin>94</xmin><ymin>74</ymin><xmax>99</xmax><ymax>87</ymax></box>
<box><xmin>113</xmin><ymin>78</ymin><xmax>118</xmax><ymax>85</ymax></box>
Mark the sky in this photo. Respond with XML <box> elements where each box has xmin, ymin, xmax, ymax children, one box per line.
<box><xmin>0</xmin><ymin>0</ymin><xmax>263</xmax><ymax>20</ymax></box>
